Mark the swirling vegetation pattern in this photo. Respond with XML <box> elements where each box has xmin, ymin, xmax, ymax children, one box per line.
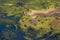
<box><xmin>0</xmin><ymin>0</ymin><xmax>60</xmax><ymax>40</ymax></box>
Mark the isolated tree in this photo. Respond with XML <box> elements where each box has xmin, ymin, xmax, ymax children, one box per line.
<box><xmin>16</xmin><ymin>0</ymin><xmax>29</xmax><ymax>6</ymax></box>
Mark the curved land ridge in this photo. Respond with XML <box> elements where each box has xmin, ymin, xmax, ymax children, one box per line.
<box><xmin>28</xmin><ymin>7</ymin><xmax>60</xmax><ymax>15</ymax></box>
<box><xmin>27</xmin><ymin>7</ymin><xmax>60</xmax><ymax>18</ymax></box>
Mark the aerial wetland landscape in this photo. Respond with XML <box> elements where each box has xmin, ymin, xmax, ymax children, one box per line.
<box><xmin>0</xmin><ymin>0</ymin><xmax>60</xmax><ymax>40</ymax></box>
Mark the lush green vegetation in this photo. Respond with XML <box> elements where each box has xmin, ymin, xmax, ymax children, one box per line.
<box><xmin>0</xmin><ymin>0</ymin><xmax>60</xmax><ymax>40</ymax></box>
